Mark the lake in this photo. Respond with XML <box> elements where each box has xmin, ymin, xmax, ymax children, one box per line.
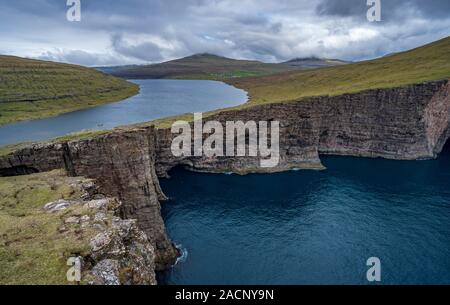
<box><xmin>0</xmin><ymin>79</ymin><xmax>248</xmax><ymax>146</ymax></box>
<box><xmin>158</xmin><ymin>142</ymin><xmax>450</xmax><ymax>285</ymax></box>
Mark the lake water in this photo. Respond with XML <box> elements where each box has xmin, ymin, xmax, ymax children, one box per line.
<box><xmin>0</xmin><ymin>79</ymin><xmax>247</xmax><ymax>146</ymax></box>
<box><xmin>158</xmin><ymin>142</ymin><xmax>450</xmax><ymax>285</ymax></box>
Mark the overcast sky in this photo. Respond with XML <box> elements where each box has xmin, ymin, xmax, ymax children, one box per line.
<box><xmin>0</xmin><ymin>0</ymin><xmax>449</xmax><ymax>66</ymax></box>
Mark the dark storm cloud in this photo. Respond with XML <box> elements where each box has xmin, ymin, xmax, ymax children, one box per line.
<box><xmin>111</xmin><ymin>33</ymin><xmax>164</xmax><ymax>62</ymax></box>
<box><xmin>0</xmin><ymin>0</ymin><xmax>449</xmax><ymax>66</ymax></box>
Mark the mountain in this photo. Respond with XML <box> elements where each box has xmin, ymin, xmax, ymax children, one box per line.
<box><xmin>282</xmin><ymin>57</ymin><xmax>350</xmax><ymax>69</ymax></box>
<box><xmin>0</xmin><ymin>56</ymin><xmax>138</xmax><ymax>125</ymax></box>
<box><xmin>228</xmin><ymin>36</ymin><xmax>450</xmax><ymax>105</ymax></box>
<box><xmin>103</xmin><ymin>53</ymin><xmax>296</xmax><ymax>80</ymax></box>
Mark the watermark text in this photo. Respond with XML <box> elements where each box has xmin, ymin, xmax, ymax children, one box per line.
<box><xmin>171</xmin><ymin>113</ymin><xmax>280</xmax><ymax>168</ymax></box>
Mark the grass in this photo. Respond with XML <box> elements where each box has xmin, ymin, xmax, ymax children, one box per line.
<box><xmin>0</xmin><ymin>56</ymin><xmax>139</xmax><ymax>126</ymax></box>
<box><xmin>51</xmin><ymin>130</ymin><xmax>110</xmax><ymax>143</ymax></box>
<box><xmin>0</xmin><ymin>142</ymin><xmax>33</xmax><ymax>157</ymax></box>
<box><xmin>0</xmin><ymin>129</ymin><xmax>110</xmax><ymax>157</ymax></box>
<box><xmin>0</xmin><ymin>170</ymin><xmax>98</xmax><ymax>285</ymax></box>
<box><xmin>227</xmin><ymin>36</ymin><xmax>450</xmax><ymax>105</ymax></box>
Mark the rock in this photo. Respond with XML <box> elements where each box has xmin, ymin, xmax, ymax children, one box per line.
<box><xmin>80</xmin><ymin>181</ymin><xmax>98</xmax><ymax>200</ymax></box>
<box><xmin>58</xmin><ymin>226</ymin><xmax>68</xmax><ymax>233</ymax></box>
<box><xmin>90</xmin><ymin>232</ymin><xmax>112</xmax><ymax>253</ymax></box>
<box><xmin>87</xmin><ymin>216</ymin><xmax>157</xmax><ymax>285</ymax></box>
<box><xmin>80</xmin><ymin>215</ymin><xmax>90</xmax><ymax>223</ymax></box>
<box><xmin>91</xmin><ymin>259</ymin><xmax>120</xmax><ymax>285</ymax></box>
<box><xmin>84</xmin><ymin>199</ymin><xmax>109</xmax><ymax>210</ymax></box>
<box><xmin>64</xmin><ymin>216</ymin><xmax>80</xmax><ymax>224</ymax></box>
<box><xmin>94</xmin><ymin>212</ymin><xmax>107</xmax><ymax>222</ymax></box>
<box><xmin>92</xmin><ymin>223</ymin><xmax>106</xmax><ymax>231</ymax></box>
<box><xmin>80</xmin><ymin>215</ymin><xmax>91</xmax><ymax>228</ymax></box>
<box><xmin>44</xmin><ymin>199</ymin><xmax>75</xmax><ymax>213</ymax></box>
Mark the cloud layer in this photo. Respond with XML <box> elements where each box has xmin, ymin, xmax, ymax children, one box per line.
<box><xmin>0</xmin><ymin>0</ymin><xmax>449</xmax><ymax>66</ymax></box>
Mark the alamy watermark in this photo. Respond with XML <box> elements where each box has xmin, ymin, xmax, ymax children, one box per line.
<box><xmin>171</xmin><ymin>113</ymin><xmax>280</xmax><ymax>168</ymax></box>
<box><xmin>66</xmin><ymin>256</ymin><xmax>82</xmax><ymax>283</ymax></box>
<box><xmin>66</xmin><ymin>1</ymin><xmax>380</xmax><ymax>23</ymax></box>
<box><xmin>366</xmin><ymin>257</ymin><xmax>381</xmax><ymax>282</ymax></box>
<box><xmin>367</xmin><ymin>0</ymin><xmax>382</xmax><ymax>22</ymax></box>
<box><xmin>67</xmin><ymin>0</ymin><xmax>81</xmax><ymax>22</ymax></box>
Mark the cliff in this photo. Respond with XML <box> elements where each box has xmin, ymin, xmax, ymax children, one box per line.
<box><xmin>1</xmin><ymin>79</ymin><xmax>449</xmax><ymax>271</ymax></box>
<box><xmin>0</xmin><ymin>129</ymin><xmax>178</xmax><ymax>270</ymax></box>
<box><xmin>155</xmin><ymin>80</ymin><xmax>450</xmax><ymax>175</ymax></box>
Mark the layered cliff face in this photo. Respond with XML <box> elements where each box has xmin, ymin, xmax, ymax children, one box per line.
<box><xmin>0</xmin><ymin>128</ymin><xmax>179</xmax><ymax>270</ymax></box>
<box><xmin>155</xmin><ymin>80</ymin><xmax>450</xmax><ymax>176</ymax></box>
<box><xmin>1</xmin><ymin>80</ymin><xmax>449</xmax><ymax>272</ymax></box>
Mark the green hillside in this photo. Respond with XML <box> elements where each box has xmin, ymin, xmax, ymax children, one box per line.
<box><xmin>228</xmin><ymin>36</ymin><xmax>450</xmax><ymax>105</ymax></box>
<box><xmin>0</xmin><ymin>56</ymin><xmax>139</xmax><ymax>125</ymax></box>
<box><xmin>104</xmin><ymin>53</ymin><xmax>296</xmax><ymax>80</ymax></box>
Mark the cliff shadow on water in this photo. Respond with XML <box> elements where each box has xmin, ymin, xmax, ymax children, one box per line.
<box><xmin>441</xmin><ymin>137</ymin><xmax>450</xmax><ymax>156</ymax></box>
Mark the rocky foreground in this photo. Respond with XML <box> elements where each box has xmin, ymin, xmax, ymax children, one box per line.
<box><xmin>0</xmin><ymin>80</ymin><xmax>449</xmax><ymax>282</ymax></box>
<box><xmin>0</xmin><ymin>170</ymin><xmax>157</xmax><ymax>285</ymax></box>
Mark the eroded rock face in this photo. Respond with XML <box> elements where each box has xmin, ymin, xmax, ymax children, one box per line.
<box><xmin>40</xmin><ymin>176</ymin><xmax>158</xmax><ymax>285</ymax></box>
<box><xmin>1</xmin><ymin>80</ymin><xmax>450</xmax><ymax>272</ymax></box>
<box><xmin>154</xmin><ymin>80</ymin><xmax>450</xmax><ymax>176</ymax></box>
<box><xmin>424</xmin><ymin>80</ymin><xmax>450</xmax><ymax>155</ymax></box>
<box><xmin>87</xmin><ymin>217</ymin><xmax>157</xmax><ymax>285</ymax></box>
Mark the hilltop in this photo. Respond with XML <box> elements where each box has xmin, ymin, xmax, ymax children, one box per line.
<box><xmin>104</xmin><ymin>53</ymin><xmax>296</xmax><ymax>80</ymax></box>
<box><xmin>229</xmin><ymin>36</ymin><xmax>450</xmax><ymax>105</ymax></box>
<box><xmin>283</xmin><ymin>57</ymin><xmax>350</xmax><ymax>69</ymax></box>
<box><xmin>0</xmin><ymin>56</ymin><xmax>139</xmax><ymax>125</ymax></box>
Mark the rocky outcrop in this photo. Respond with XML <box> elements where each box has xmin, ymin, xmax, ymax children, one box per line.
<box><xmin>0</xmin><ymin>129</ymin><xmax>178</xmax><ymax>270</ymax></box>
<box><xmin>61</xmin><ymin>129</ymin><xmax>178</xmax><ymax>270</ymax></box>
<box><xmin>1</xmin><ymin>79</ymin><xmax>449</xmax><ymax>274</ymax></box>
<box><xmin>424</xmin><ymin>80</ymin><xmax>450</xmax><ymax>155</ymax></box>
<box><xmin>86</xmin><ymin>216</ymin><xmax>157</xmax><ymax>285</ymax></box>
<box><xmin>43</xmin><ymin>178</ymin><xmax>157</xmax><ymax>285</ymax></box>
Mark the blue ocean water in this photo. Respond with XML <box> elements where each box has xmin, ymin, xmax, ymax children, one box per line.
<box><xmin>0</xmin><ymin>79</ymin><xmax>247</xmax><ymax>145</ymax></box>
<box><xmin>158</xmin><ymin>143</ymin><xmax>450</xmax><ymax>285</ymax></box>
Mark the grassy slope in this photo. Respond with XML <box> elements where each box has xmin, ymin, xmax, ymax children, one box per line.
<box><xmin>107</xmin><ymin>53</ymin><xmax>295</xmax><ymax>80</ymax></box>
<box><xmin>0</xmin><ymin>56</ymin><xmax>139</xmax><ymax>126</ymax></box>
<box><xmin>0</xmin><ymin>170</ymin><xmax>97</xmax><ymax>285</ymax></box>
<box><xmin>228</xmin><ymin>36</ymin><xmax>450</xmax><ymax>105</ymax></box>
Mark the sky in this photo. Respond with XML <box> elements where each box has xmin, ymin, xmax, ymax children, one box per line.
<box><xmin>0</xmin><ymin>0</ymin><xmax>449</xmax><ymax>66</ymax></box>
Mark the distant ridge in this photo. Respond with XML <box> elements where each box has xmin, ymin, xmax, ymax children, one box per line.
<box><xmin>103</xmin><ymin>53</ymin><xmax>295</xmax><ymax>80</ymax></box>
<box><xmin>282</xmin><ymin>57</ymin><xmax>350</xmax><ymax>69</ymax></box>
<box><xmin>101</xmin><ymin>52</ymin><xmax>351</xmax><ymax>80</ymax></box>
